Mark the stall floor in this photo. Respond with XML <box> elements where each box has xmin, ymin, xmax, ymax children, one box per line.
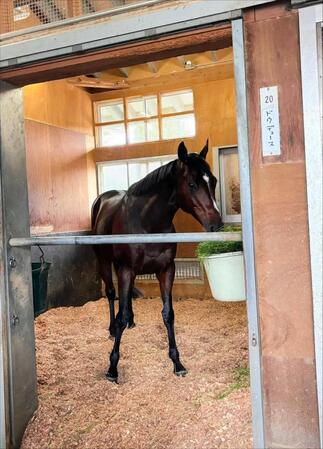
<box><xmin>22</xmin><ymin>297</ymin><xmax>252</xmax><ymax>449</ymax></box>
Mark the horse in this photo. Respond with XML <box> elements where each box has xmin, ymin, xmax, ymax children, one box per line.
<box><xmin>92</xmin><ymin>140</ymin><xmax>223</xmax><ymax>382</ymax></box>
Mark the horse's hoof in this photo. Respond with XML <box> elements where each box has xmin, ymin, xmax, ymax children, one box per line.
<box><xmin>175</xmin><ymin>369</ymin><xmax>188</xmax><ymax>377</ymax></box>
<box><xmin>106</xmin><ymin>372</ymin><xmax>118</xmax><ymax>383</ymax></box>
<box><xmin>174</xmin><ymin>365</ymin><xmax>188</xmax><ymax>377</ymax></box>
<box><xmin>128</xmin><ymin>322</ymin><xmax>136</xmax><ymax>329</ymax></box>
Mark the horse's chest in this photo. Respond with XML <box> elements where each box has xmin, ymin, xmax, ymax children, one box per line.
<box><xmin>114</xmin><ymin>243</ymin><xmax>175</xmax><ymax>274</ymax></box>
<box><xmin>143</xmin><ymin>245</ymin><xmax>174</xmax><ymax>272</ymax></box>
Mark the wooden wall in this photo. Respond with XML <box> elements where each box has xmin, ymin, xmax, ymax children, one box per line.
<box><xmin>92</xmin><ymin>74</ymin><xmax>237</xmax><ymax>257</ymax></box>
<box><xmin>244</xmin><ymin>3</ymin><xmax>320</xmax><ymax>447</ymax></box>
<box><xmin>23</xmin><ymin>79</ymin><xmax>96</xmax><ymax>234</ymax></box>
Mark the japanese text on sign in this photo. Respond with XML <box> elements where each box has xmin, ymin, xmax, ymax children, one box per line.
<box><xmin>260</xmin><ymin>86</ymin><xmax>281</xmax><ymax>157</ymax></box>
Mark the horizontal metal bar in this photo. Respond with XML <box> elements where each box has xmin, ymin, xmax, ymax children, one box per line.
<box><xmin>0</xmin><ymin>0</ymin><xmax>166</xmax><ymax>42</ymax></box>
<box><xmin>9</xmin><ymin>232</ymin><xmax>241</xmax><ymax>247</ymax></box>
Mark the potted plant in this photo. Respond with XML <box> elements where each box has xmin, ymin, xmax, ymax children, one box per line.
<box><xmin>196</xmin><ymin>226</ymin><xmax>246</xmax><ymax>301</ymax></box>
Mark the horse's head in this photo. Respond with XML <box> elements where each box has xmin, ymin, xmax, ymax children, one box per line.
<box><xmin>176</xmin><ymin>140</ymin><xmax>223</xmax><ymax>232</ymax></box>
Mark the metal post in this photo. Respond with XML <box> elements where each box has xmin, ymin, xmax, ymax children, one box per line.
<box><xmin>299</xmin><ymin>5</ymin><xmax>323</xmax><ymax>445</ymax></box>
<box><xmin>232</xmin><ymin>19</ymin><xmax>265</xmax><ymax>449</ymax></box>
<box><xmin>0</xmin><ymin>81</ymin><xmax>38</xmax><ymax>449</ymax></box>
<box><xmin>8</xmin><ymin>232</ymin><xmax>242</xmax><ymax>247</ymax></box>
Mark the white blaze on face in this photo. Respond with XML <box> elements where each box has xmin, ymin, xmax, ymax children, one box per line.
<box><xmin>203</xmin><ymin>173</ymin><xmax>219</xmax><ymax>212</ymax></box>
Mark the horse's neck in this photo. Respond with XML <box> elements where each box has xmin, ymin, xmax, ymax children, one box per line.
<box><xmin>130</xmin><ymin>184</ymin><xmax>178</xmax><ymax>232</ymax></box>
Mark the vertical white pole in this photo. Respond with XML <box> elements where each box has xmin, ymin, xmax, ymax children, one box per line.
<box><xmin>299</xmin><ymin>6</ymin><xmax>323</xmax><ymax>447</ymax></box>
<box><xmin>232</xmin><ymin>18</ymin><xmax>266</xmax><ymax>449</ymax></box>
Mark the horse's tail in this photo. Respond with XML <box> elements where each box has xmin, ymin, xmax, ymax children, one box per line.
<box><xmin>91</xmin><ymin>194</ymin><xmax>103</xmax><ymax>230</ymax></box>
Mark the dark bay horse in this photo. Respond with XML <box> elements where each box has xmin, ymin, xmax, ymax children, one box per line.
<box><xmin>92</xmin><ymin>140</ymin><xmax>223</xmax><ymax>382</ymax></box>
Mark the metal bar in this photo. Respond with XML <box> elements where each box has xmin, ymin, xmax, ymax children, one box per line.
<box><xmin>0</xmin><ymin>2</ymin><xmax>237</xmax><ymax>67</ymax></box>
<box><xmin>9</xmin><ymin>232</ymin><xmax>242</xmax><ymax>247</ymax></box>
<box><xmin>0</xmin><ymin>81</ymin><xmax>38</xmax><ymax>449</ymax></box>
<box><xmin>0</xmin><ymin>0</ymin><xmax>167</xmax><ymax>40</ymax></box>
<box><xmin>232</xmin><ymin>19</ymin><xmax>265</xmax><ymax>449</ymax></box>
<box><xmin>0</xmin><ymin>0</ymin><xmax>278</xmax><ymax>44</ymax></box>
<box><xmin>299</xmin><ymin>5</ymin><xmax>323</xmax><ymax>446</ymax></box>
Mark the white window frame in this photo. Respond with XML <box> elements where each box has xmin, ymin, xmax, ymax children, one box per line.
<box><xmin>94</xmin><ymin>88</ymin><xmax>195</xmax><ymax>148</ymax></box>
<box><xmin>97</xmin><ymin>154</ymin><xmax>177</xmax><ymax>194</ymax></box>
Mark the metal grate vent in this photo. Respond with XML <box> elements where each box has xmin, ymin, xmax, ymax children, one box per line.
<box><xmin>136</xmin><ymin>258</ymin><xmax>204</xmax><ymax>283</ymax></box>
<box><xmin>1</xmin><ymin>1</ymin><xmax>166</xmax><ymax>36</ymax></box>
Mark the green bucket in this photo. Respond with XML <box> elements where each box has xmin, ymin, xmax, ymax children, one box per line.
<box><xmin>32</xmin><ymin>261</ymin><xmax>51</xmax><ymax>317</ymax></box>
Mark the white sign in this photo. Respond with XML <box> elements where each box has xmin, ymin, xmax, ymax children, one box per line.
<box><xmin>260</xmin><ymin>86</ymin><xmax>281</xmax><ymax>156</ymax></box>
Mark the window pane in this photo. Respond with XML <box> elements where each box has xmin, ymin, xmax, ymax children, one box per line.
<box><xmin>128</xmin><ymin>121</ymin><xmax>146</xmax><ymax>144</ymax></box>
<box><xmin>161</xmin><ymin>157</ymin><xmax>175</xmax><ymax>166</ymax></box>
<box><xmin>128</xmin><ymin>119</ymin><xmax>159</xmax><ymax>144</ymax></box>
<box><xmin>222</xmin><ymin>151</ymin><xmax>241</xmax><ymax>215</ymax></box>
<box><xmin>127</xmin><ymin>96</ymin><xmax>157</xmax><ymax>119</ymax></box>
<box><xmin>101</xmin><ymin>164</ymin><xmax>128</xmax><ymax>192</ymax></box>
<box><xmin>147</xmin><ymin>161</ymin><xmax>161</xmax><ymax>173</ymax></box>
<box><xmin>161</xmin><ymin>90</ymin><xmax>194</xmax><ymax>114</ymax></box>
<box><xmin>128</xmin><ymin>99</ymin><xmax>145</xmax><ymax>119</ymax></box>
<box><xmin>146</xmin><ymin>118</ymin><xmax>159</xmax><ymax>141</ymax></box>
<box><xmin>145</xmin><ymin>97</ymin><xmax>158</xmax><ymax>117</ymax></box>
<box><xmin>97</xmin><ymin>100</ymin><xmax>124</xmax><ymax>123</ymax></box>
<box><xmin>128</xmin><ymin>162</ymin><xmax>147</xmax><ymax>185</ymax></box>
<box><xmin>99</xmin><ymin>124</ymin><xmax>126</xmax><ymax>146</ymax></box>
<box><xmin>162</xmin><ymin>113</ymin><xmax>196</xmax><ymax>139</ymax></box>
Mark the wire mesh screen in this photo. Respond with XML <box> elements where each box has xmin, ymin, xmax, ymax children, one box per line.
<box><xmin>136</xmin><ymin>259</ymin><xmax>204</xmax><ymax>283</ymax></box>
<box><xmin>0</xmin><ymin>1</ymin><xmax>161</xmax><ymax>35</ymax></box>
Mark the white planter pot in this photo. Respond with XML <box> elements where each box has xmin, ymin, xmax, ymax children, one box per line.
<box><xmin>202</xmin><ymin>251</ymin><xmax>246</xmax><ymax>302</ymax></box>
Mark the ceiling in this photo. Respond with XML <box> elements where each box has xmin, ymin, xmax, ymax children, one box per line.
<box><xmin>66</xmin><ymin>48</ymin><xmax>234</xmax><ymax>93</ymax></box>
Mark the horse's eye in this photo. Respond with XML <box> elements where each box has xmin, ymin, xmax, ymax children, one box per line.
<box><xmin>188</xmin><ymin>182</ymin><xmax>197</xmax><ymax>191</ymax></box>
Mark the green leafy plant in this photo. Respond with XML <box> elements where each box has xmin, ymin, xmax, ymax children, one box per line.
<box><xmin>216</xmin><ymin>365</ymin><xmax>250</xmax><ymax>400</ymax></box>
<box><xmin>196</xmin><ymin>225</ymin><xmax>243</xmax><ymax>259</ymax></box>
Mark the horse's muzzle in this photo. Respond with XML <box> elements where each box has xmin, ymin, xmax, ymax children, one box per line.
<box><xmin>206</xmin><ymin>222</ymin><xmax>224</xmax><ymax>232</ymax></box>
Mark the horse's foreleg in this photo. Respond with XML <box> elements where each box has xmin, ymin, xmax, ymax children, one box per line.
<box><xmin>107</xmin><ymin>287</ymin><xmax>116</xmax><ymax>338</ymax></box>
<box><xmin>127</xmin><ymin>290</ymin><xmax>136</xmax><ymax>329</ymax></box>
<box><xmin>157</xmin><ymin>263</ymin><xmax>187</xmax><ymax>377</ymax></box>
<box><xmin>106</xmin><ymin>268</ymin><xmax>134</xmax><ymax>382</ymax></box>
<box><xmin>99</xmin><ymin>261</ymin><xmax>116</xmax><ymax>338</ymax></box>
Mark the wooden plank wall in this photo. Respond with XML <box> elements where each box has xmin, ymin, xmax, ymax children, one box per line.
<box><xmin>92</xmin><ymin>75</ymin><xmax>238</xmax><ymax>258</ymax></box>
<box><xmin>244</xmin><ymin>3</ymin><xmax>320</xmax><ymax>447</ymax></box>
<box><xmin>23</xmin><ymin>80</ymin><xmax>96</xmax><ymax>233</ymax></box>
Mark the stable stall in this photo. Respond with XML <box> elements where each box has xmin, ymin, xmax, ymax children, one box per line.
<box><xmin>0</xmin><ymin>1</ymin><xmax>322</xmax><ymax>449</ymax></box>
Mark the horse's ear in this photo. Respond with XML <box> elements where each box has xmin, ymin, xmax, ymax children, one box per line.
<box><xmin>200</xmin><ymin>139</ymin><xmax>209</xmax><ymax>159</ymax></box>
<box><xmin>178</xmin><ymin>141</ymin><xmax>188</xmax><ymax>163</ymax></box>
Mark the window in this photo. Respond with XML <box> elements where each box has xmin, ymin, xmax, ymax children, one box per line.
<box><xmin>94</xmin><ymin>89</ymin><xmax>195</xmax><ymax>147</ymax></box>
<box><xmin>217</xmin><ymin>147</ymin><xmax>241</xmax><ymax>223</ymax></box>
<box><xmin>160</xmin><ymin>90</ymin><xmax>195</xmax><ymax>140</ymax></box>
<box><xmin>97</xmin><ymin>155</ymin><xmax>176</xmax><ymax>194</ymax></box>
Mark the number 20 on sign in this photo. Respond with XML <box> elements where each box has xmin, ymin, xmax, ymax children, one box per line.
<box><xmin>260</xmin><ymin>86</ymin><xmax>281</xmax><ymax>157</ymax></box>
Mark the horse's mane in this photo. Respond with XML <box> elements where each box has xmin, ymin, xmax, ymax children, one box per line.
<box><xmin>128</xmin><ymin>159</ymin><xmax>177</xmax><ymax>196</ymax></box>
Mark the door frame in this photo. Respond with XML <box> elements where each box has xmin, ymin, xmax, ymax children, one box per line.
<box><xmin>299</xmin><ymin>4</ymin><xmax>323</xmax><ymax>445</ymax></box>
<box><xmin>0</xmin><ymin>17</ymin><xmax>265</xmax><ymax>449</ymax></box>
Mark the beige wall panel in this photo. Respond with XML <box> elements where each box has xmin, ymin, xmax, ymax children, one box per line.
<box><xmin>86</xmin><ymin>135</ymin><xmax>98</xmax><ymax>218</ymax></box>
<box><xmin>25</xmin><ymin>120</ymin><xmax>53</xmax><ymax>229</ymax></box>
<box><xmin>25</xmin><ymin>120</ymin><xmax>91</xmax><ymax>233</ymax></box>
<box><xmin>23</xmin><ymin>80</ymin><xmax>94</xmax><ymax>136</ymax></box>
<box><xmin>48</xmin><ymin>125</ymin><xmax>90</xmax><ymax>232</ymax></box>
<box><xmin>24</xmin><ymin>78</ymin><xmax>96</xmax><ymax>233</ymax></box>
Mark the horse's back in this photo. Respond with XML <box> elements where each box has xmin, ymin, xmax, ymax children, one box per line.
<box><xmin>92</xmin><ymin>190</ymin><xmax>126</xmax><ymax>235</ymax></box>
